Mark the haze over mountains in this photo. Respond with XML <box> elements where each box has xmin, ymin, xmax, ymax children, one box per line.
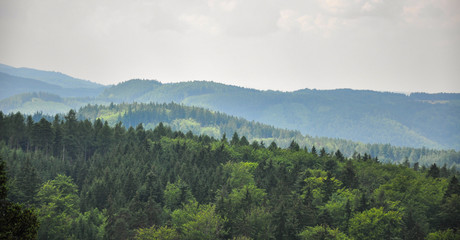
<box><xmin>1</xmin><ymin>63</ymin><xmax>459</xmax><ymax>151</ymax></box>
<box><xmin>0</xmin><ymin>63</ymin><xmax>106</xmax><ymax>99</ymax></box>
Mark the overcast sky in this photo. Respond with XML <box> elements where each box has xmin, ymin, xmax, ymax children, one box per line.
<box><xmin>1</xmin><ymin>0</ymin><xmax>459</xmax><ymax>93</ymax></box>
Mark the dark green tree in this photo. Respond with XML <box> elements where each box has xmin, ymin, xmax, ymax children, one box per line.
<box><xmin>289</xmin><ymin>140</ymin><xmax>300</xmax><ymax>151</ymax></box>
<box><xmin>444</xmin><ymin>176</ymin><xmax>460</xmax><ymax>200</ymax></box>
<box><xmin>427</xmin><ymin>164</ymin><xmax>440</xmax><ymax>178</ymax></box>
<box><xmin>320</xmin><ymin>148</ymin><xmax>327</xmax><ymax>157</ymax></box>
<box><xmin>311</xmin><ymin>146</ymin><xmax>317</xmax><ymax>156</ymax></box>
<box><xmin>15</xmin><ymin>159</ymin><xmax>40</xmax><ymax>205</ymax></box>
<box><xmin>231</xmin><ymin>132</ymin><xmax>240</xmax><ymax>146</ymax></box>
<box><xmin>0</xmin><ymin>158</ymin><xmax>39</xmax><ymax>239</ymax></box>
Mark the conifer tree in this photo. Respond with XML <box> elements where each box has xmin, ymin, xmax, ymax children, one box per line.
<box><xmin>0</xmin><ymin>158</ymin><xmax>39</xmax><ymax>239</ymax></box>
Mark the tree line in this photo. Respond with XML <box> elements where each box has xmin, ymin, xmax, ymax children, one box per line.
<box><xmin>75</xmin><ymin>102</ymin><xmax>460</xmax><ymax>168</ymax></box>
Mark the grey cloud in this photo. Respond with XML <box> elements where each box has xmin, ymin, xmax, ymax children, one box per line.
<box><xmin>0</xmin><ymin>0</ymin><xmax>459</xmax><ymax>93</ymax></box>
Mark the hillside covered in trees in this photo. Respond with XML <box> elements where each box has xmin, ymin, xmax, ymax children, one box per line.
<box><xmin>1</xmin><ymin>65</ymin><xmax>459</xmax><ymax>151</ymax></box>
<box><xmin>99</xmin><ymin>80</ymin><xmax>460</xmax><ymax>150</ymax></box>
<box><xmin>74</xmin><ymin>102</ymin><xmax>459</xmax><ymax>168</ymax></box>
<box><xmin>1</xmin><ymin>110</ymin><xmax>459</xmax><ymax>239</ymax></box>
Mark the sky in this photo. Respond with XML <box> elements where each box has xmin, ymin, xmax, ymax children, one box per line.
<box><xmin>0</xmin><ymin>0</ymin><xmax>459</xmax><ymax>93</ymax></box>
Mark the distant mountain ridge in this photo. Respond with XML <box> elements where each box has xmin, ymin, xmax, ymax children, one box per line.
<box><xmin>99</xmin><ymin>80</ymin><xmax>460</xmax><ymax>150</ymax></box>
<box><xmin>0</xmin><ymin>63</ymin><xmax>107</xmax><ymax>99</ymax></box>
<box><xmin>0</xmin><ymin>64</ymin><xmax>459</xmax><ymax>151</ymax></box>
<box><xmin>0</xmin><ymin>63</ymin><xmax>103</xmax><ymax>89</ymax></box>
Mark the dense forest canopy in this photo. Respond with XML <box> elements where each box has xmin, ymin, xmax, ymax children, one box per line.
<box><xmin>1</xmin><ymin>110</ymin><xmax>459</xmax><ymax>239</ymax></box>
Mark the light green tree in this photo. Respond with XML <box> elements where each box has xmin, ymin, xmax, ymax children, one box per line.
<box><xmin>135</xmin><ymin>225</ymin><xmax>180</xmax><ymax>240</ymax></box>
<box><xmin>36</xmin><ymin>174</ymin><xmax>80</xmax><ymax>240</ymax></box>
<box><xmin>349</xmin><ymin>207</ymin><xmax>402</xmax><ymax>240</ymax></box>
<box><xmin>69</xmin><ymin>208</ymin><xmax>107</xmax><ymax>240</ymax></box>
<box><xmin>163</xmin><ymin>178</ymin><xmax>196</xmax><ymax>211</ymax></box>
<box><xmin>171</xmin><ymin>201</ymin><xmax>226</xmax><ymax>240</ymax></box>
<box><xmin>426</xmin><ymin>229</ymin><xmax>460</xmax><ymax>240</ymax></box>
<box><xmin>298</xmin><ymin>225</ymin><xmax>351</xmax><ymax>240</ymax></box>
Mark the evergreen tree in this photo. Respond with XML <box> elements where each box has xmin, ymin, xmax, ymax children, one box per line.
<box><xmin>231</xmin><ymin>132</ymin><xmax>240</xmax><ymax>146</ymax></box>
<box><xmin>268</xmin><ymin>141</ymin><xmax>278</xmax><ymax>151</ymax></box>
<box><xmin>335</xmin><ymin>150</ymin><xmax>344</xmax><ymax>162</ymax></box>
<box><xmin>311</xmin><ymin>146</ymin><xmax>317</xmax><ymax>156</ymax></box>
<box><xmin>320</xmin><ymin>148</ymin><xmax>327</xmax><ymax>157</ymax></box>
<box><xmin>0</xmin><ymin>158</ymin><xmax>39</xmax><ymax>239</ymax></box>
<box><xmin>427</xmin><ymin>164</ymin><xmax>440</xmax><ymax>178</ymax></box>
<box><xmin>444</xmin><ymin>176</ymin><xmax>460</xmax><ymax>200</ymax></box>
<box><xmin>289</xmin><ymin>140</ymin><xmax>300</xmax><ymax>151</ymax></box>
<box><xmin>15</xmin><ymin>159</ymin><xmax>40</xmax><ymax>205</ymax></box>
<box><xmin>240</xmin><ymin>136</ymin><xmax>249</xmax><ymax>146</ymax></box>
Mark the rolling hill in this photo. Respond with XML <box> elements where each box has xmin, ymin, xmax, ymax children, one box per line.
<box><xmin>73</xmin><ymin>102</ymin><xmax>460</xmax><ymax>168</ymax></box>
<box><xmin>0</xmin><ymin>63</ymin><xmax>104</xmax><ymax>89</ymax></box>
<box><xmin>1</xmin><ymin>64</ymin><xmax>459</xmax><ymax>151</ymax></box>
<box><xmin>0</xmin><ymin>63</ymin><xmax>107</xmax><ymax>99</ymax></box>
<box><xmin>99</xmin><ymin>80</ymin><xmax>460</xmax><ymax>150</ymax></box>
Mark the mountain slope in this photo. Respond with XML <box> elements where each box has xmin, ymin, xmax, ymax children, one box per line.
<box><xmin>0</xmin><ymin>72</ymin><xmax>106</xmax><ymax>99</ymax></box>
<box><xmin>100</xmin><ymin>80</ymin><xmax>460</xmax><ymax>150</ymax></box>
<box><xmin>1</xmin><ymin>62</ymin><xmax>458</xmax><ymax>150</ymax></box>
<box><xmin>0</xmin><ymin>92</ymin><xmax>94</xmax><ymax>115</ymax></box>
<box><xmin>99</xmin><ymin>79</ymin><xmax>162</xmax><ymax>101</ymax></box>
<box><xmin>75</xmin><ymin>102</ymin><xmax>460</xmax><ymax>168</ymax></box>
<box><xmin>0</xmin><ymin>63</ymin><xmax>104</xmax><ymax>89</ymax></box>
<box><xmin>0</xmin><ymin>72</ymin><xmax>64</xmax><ymax>99</ymax></box>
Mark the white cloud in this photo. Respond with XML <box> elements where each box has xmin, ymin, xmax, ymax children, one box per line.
<box><xmin>208</xmin><ymin>0</ymin><xmax>237</xmax><ymax>12</ymax></box>
<box><xmin>277</xmin><ymin>9</ymin><xmax>299</xmax><ymax>31</ymax></box>
<box><xmin>402</xmin><ymin>0</ymin><xmax>460</xmax><ymax>28</ymax></box>
<box><xmin>179</xmin><ymin>14</ymin><xmax>222</xmax><ymax>35</ymax></box>
<box><xmin>0</xmin><ymin>0</ymin><xmax>459</xmax><ymax>92</ymax></box>
<box><xmin>277</xmin><ymin>9</ymin><xmax>341</xmax><ymax>37</ymax></box>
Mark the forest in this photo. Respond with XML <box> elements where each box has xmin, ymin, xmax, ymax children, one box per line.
<box><xmin>76</xmin><ymin>102</ymin><xmax>460</xmax><ymax>168</ymax></box>
<box><xmin>1</xmin><ymin>110</ymin><xmax>460</xmax><ymax>239</ymax></box>
<box><xmin>2</xmin><ymin>64</ymin><xmax>460</xmax><ymax>151</ymax></box>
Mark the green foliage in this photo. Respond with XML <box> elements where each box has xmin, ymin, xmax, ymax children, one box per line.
<box><xmin>70</xmin><ymin>208</ymin><xmax>107</xmax><ymax>240</ymax></box>
<box><xmin>223</xmin><ymin>161</ymin><xmax>258</xmax><ymax>189</ymax></box>
<box><xmin>0</xmin><ymin>110</ymin><xmax>458</xmax><ymax>239</ymax></box>
<box><xmin>0</xmin><ymin>158</ymin><xmax>39</xmax><ymax>239</ymax></box>
<box><xmin>36</xmin><ymin>174</ymin><xmax>80</xmax><ymax>240</ymax></box>
<box><xmin>439</xmin><ymin>194</ymin><xmax>460</xmax><ymax>230</ymax></box>
<box><xmin>135</xmin><ymin>225</ymin><xmax>180</xmax><ymax>240</ymax></box>
<box><xmin>349</xmin><ymin>207</ymin><xmax>403</xmax><ymax>240</ymax></box>
<box><xmin>426</xmin><ymin>229</ymin><xmax>460</xmax><ymax>240</ymax></box>
<box><xmin>164</xmin><ymin>179</ymin><xmax>196</xmax><ymax>211</ymax></box>
<box><xmin>14</xmin><ymin>159</ymin><xmax>40</xmax><ymax>204</ymax></box>
<box><xmin>0</xmin><ymin>201</ymin><xmax>40</xmax><ymax>239</ymax></box>
<box><xmin>171</xmin><ymin>201</ymin><xmax>226</xmax><ymax>240</ymax></box>
<box><xmin>298</xmin><ymin>225</ymin><xmax>351</xmax><ymax>240</ymax></box>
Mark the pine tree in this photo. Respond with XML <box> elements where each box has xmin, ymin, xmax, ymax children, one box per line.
<box><xmin>311</xmin><ymin>146</ymin><xmax>317</xmax><ymax>156</ymax></box>
<box><xmin>319</xmin><ymin>148</ymin><xmax>327</xmax><ymax>157</ymax></box>
<box><xmin>335</xmin><ymin>150</ymin><xmax>344</xmax><ymax>161</ymax></box>
<box><xmin>16</xmin><ymin>159</ymin><xmax>40</xmax><ymax>205</ymax></box>
<box><xmin>230</xmin><ymin>132</ymin><xmax>240</xmax><ymax>146</ymax></box>
<box><xmin>268</xmin><ymin>141</ymin><xmax>278</xmax><ymax>151</ymax></box>
<box><xmin>289</xmin><ymin>140</ymin><xmax>300</xmax><ymax>151</ymax></box>
<box><xmin>443</xmin><ymin>176</ymin><xmax>460</xmax><ymax>201</ymax></box>
<box><xmin>0</xmin><ymin>158</ymin><xmax>39</xmax><ymax>239</ymax></box>
<box><xmin>427</xmin><ymin>164</ymin><xmax>440</xmax><ymax>178</ymax></box>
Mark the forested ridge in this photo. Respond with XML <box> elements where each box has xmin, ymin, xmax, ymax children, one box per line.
<box><xmin>2</xmin><ymin>66</ymin><xmax>460</xmax><ymax>150</ymax></box>
<box><xmin>76</xmin><ymin>102</ymin><xmax>460</xmax><ymax>168</ymax></box>
<box><xmin>1</xmin><ymin>110</ymin><xmax>460</xmax><ymax>239</ymax></box>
